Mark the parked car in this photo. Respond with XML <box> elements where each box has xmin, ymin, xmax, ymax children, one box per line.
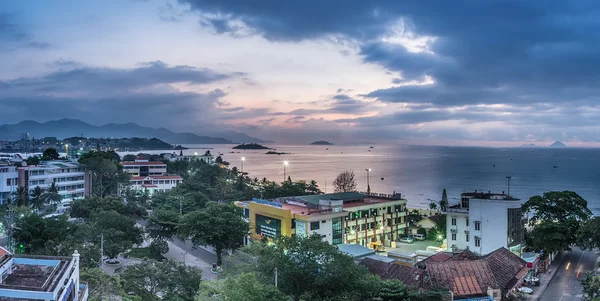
<box><xmin>399</xmin><ymin>237</ymin><xmax>414</xmax><ymax>244</ymax></box>
<box><xmin>517</xmin><ymin>287</ymin><xmax>533</xmax><ymax>294</ymax></box>
<box><xmin>412</xmin><ymin>234</ymin><xmax>426</xmax><ymax>241</ymax></box>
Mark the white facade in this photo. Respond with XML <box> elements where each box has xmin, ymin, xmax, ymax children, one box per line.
<box><xmin>0</xmin><ymin>164</ymin><xmax>18</xmax><ymax>204</ymax></box>
<box><xmin>129</xmin><ymin>175</ymin><xmax>182</xmax><ymax>195</ymax></box>
<box><xmin>18</xmin><ymin>161</ymin><xmax>89</xmax><ymax>210</ymax></box>
<box><xmin>122</xmin><ymin>158</ymin><xmax>167</xmax><ymax>177</ymax></box>
<box><xmin>445</xmin><ymin>192</ymin><xmax>524</xmax><ymax>255</ymax></box>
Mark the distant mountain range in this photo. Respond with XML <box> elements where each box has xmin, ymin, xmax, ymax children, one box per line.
<box><xmin>0</xmin><ymin>119</ymin><xmax>271</xmax><ymax>144</ymax></box>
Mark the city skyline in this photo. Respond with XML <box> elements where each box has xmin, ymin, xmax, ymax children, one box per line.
<box><xmin>2</xmin><ymin>1</ymin><xmax>600</xmax><ymax>146</ymax></box>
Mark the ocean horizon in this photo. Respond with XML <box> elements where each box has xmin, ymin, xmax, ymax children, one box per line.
<box><xmin>117</xmin><ymin>144</ymin><xmax>600</xmax><ymax>214</ymax></box>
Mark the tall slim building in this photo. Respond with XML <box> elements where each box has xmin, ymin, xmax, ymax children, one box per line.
<box><xmin>444</xmin><ymin>191</ymin><xmax>525</xmax><ymax>255</ymax></box>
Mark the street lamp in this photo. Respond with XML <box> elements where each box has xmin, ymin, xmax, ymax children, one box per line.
<box><xmin>283</xmin><ymin>160</ymin><xmax>289</xmax><ymax>182</ymax></box>
<box><xmin>241</xmin><ymin>157</ymin><xmax>246</xmax><ymax>173</ymax></box>
<box><xmin>365</xmin><ymin>168</ymin><xmax>371</xmax><ymax>194</ymax></box>
<box><xmin>65</xmin><ymin>144</ymin><xmax>69</xmax><ymax>159</ymax></box>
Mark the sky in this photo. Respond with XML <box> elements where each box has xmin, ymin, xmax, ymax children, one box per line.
<box><xmin>1</xmin><ymin>0</ymin><xmax>600</xmax><ymax>146</ymax></box>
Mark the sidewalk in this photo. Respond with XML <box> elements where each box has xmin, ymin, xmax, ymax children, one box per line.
<box><xmin>528</xmin><ymin>253</ymin><xmax>564</xmax><ymax>300</ymax></box>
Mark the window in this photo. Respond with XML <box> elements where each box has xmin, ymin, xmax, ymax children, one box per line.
<box><xmin>361</xmin><ymin>224</ymin><xmax>367</xmax><ymax>231</ymax></box>
<box><xmin>369</xmin><ymin>222</ymin><xmax>374</xmax><ymax>229</ymax></box>
<box><xmin>451</xmin><ymin>217</ymin><xmax>456</xmax><ymax>226</ymax></box>
<box><xmin>331</xmin><ymin>217</ymin><xmax>343</xmax><ymax>245</ymax></box>
<box><xmin>466</xmin><ymin>234</ymin><xmax>469</xmax><ymax>242</ymax></box>
<box><xmin>6</xmin><ymin>179</ymin><xmax>10</xmax><ymax>186</ymax></box>
<box><xmin>451</xmin><ymin>233</ymin><xmax>456</xmax><ymax>240</ymax></box>
<box><xmin>474</xmin><ymin>221</ymin><xmax>481</xmax><ymax>231</ymax></box>
<box><xmin>466</xmin><ymin>218</ymin><xmax>469</xmax><ymax>227</ymax></box>
<box><xmin>310</xmin><ymin>221</ymin><xmax>320</xmax><ymax>231</ymax></box>
<box><xmin>461</xmin><ymin>197</ymin><xmax>469</xmax><ymax>208</ymax></box>
<box><xmin>475</xmin><ymin>237</ymin><xmax>481</xmax><ymax>247</ymax></box>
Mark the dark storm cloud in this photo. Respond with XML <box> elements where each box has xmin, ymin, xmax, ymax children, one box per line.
<box><xmin>285</xmin><ymin>94</ymin><xmax>372</xmax><ymax>115</ymax></box>
<box><xmin>0</xmin><ymin>62</ymin><xmax>238</xmax><ymax>128</ymax></box>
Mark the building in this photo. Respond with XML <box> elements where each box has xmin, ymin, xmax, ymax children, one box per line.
<box><xmin>162</xmin><ymin>151</ymin><xmax>214</xmax><ymax>164</ymax></box>
<box><xmin>122</xmin><ymin>157</ymin><xmax>182</xmax><ymax>195</ymax></box>
<box><xmin>444</xmin><ymin>191</ymin><xmax>525</xmax><ymax>255</ymax></box>
<box><xmin>236</xmin><ymin>192</ymin><xmax>408</xmax><ymax>247</ymax></box>
<box><xmin>0</xmin><ymin>164</ymin><xmax>18</xmax><ymax>205</ymax></box>
<box><xmin>409</xmin><ymin>214</ymin><xmax>445</xmax><ymax>236</ymax></box>
<box><xmin>17</xmin><ymin>161</ymin><xmax>91</xmax><ymax>211</ymax></box>
<box><xmin>0</xmin><ymin>248</ymin><xmax>88</xmax><ymax>301</ymax></box>
<box><xmin>362</xmin><ymin>247</ymin><xmax>529</xmax><ymax>301</ymax></box>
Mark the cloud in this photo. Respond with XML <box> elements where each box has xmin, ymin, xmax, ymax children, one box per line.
<box><xmin>0</xmin><ymin>13</ymin><xmax>50</xmax><ymax>50</ymax></box>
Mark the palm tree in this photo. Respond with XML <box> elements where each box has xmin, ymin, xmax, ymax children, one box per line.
<box><xmin>12</xmin><ymin>186</ymin><xmax>29</xmax><ymax>207</ymax></box>
<box><xmin>43</xmin><ymin>182</ymin><xmax>62</xmax><ymax>210</ymax></box>
<box><xmin>30</xmin><ymin>186</ymin><xmax>46</xmax><ymax>212</ymax></box>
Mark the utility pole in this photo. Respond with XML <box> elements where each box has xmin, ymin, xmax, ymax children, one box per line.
<box><xmin>365</xmin><ymin>169</ymin><xmax>371</xmax><ymax>194</ymax></box>
<box><xmin>6</xmin><ymin>207</ymin><xmax>14</xmax><ymax>254</ymax></box>
<box><xmin>274</xmin><ymin>267</ymin><xmax>278</xmax><ymax>287</ymax></box>
<box><xmin>100</xmin><ymin>233</ymin><xmax>104</xmax><ymax>267</ymax></box>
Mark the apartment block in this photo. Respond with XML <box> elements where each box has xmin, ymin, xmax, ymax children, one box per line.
<box><xmin>122</xmin><ymin>157</ymin><xmax>182</xmax><ymax>195</ymax></box>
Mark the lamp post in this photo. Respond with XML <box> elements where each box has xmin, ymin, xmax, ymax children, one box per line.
<box><xmin>506</xmin><ymin>176</ymin><xmax>512</xmax><ymax>197</ymax></box>
<box><xmin>241</xmin><ymin>157</ymin><xmax>246</xmax><ymax>173</ymax></box>
<box><xmin>65</xmin><ymin>144</ymin><xmax>69</xmax><ymax>160</ymax></box>
<box><xmin>283</xmin><ymin>161</ymin><xmax>289</xmax><ymax>182</ymax></box>
<box><xmin>365</xmin><ymin>168</ymin><xmax>371</xmax><ymax>194</ymax></box>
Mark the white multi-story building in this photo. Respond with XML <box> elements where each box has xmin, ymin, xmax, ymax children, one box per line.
<box><xmin>17</xmin><ymin>161</ymin><xmax>91</xmax><ymax>211</ymax></box>
<box><xmin>122</xmin><ymin>157</ymin><xmax>182</xmax><ymax>195</ymax></box>
<box><xmin>444</xmin><ymin>191</ymin><xmax>525</xmax><ymax>255</ymax></box>
<box><xmin>0</xmin><ymin>164</ymin><xmax>18</xmax><ymax>204</ymax></box>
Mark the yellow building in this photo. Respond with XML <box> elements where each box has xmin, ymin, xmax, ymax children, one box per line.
<box><xmin>237</xmin><ymin>192</ymin><xmax>408</xmax><ymax>247</ymax></box>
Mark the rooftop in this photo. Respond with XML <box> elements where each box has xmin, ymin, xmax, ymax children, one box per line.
<box><xmin>337</xmin><ymin>244</ymin><xmax>376</xmax><ymax>259</ymax></box>
<box><xmin>19</xmin><ymin>161</ymin><xmax>80</xmax><ymax>170</ymax></box>
<box><xmin>342</xmin><ymin>197</ymin><xmax>402</xmax><ymax>208</ymax></box>
<box><xmin>131</xmin><ymin>175</ymin><xmax>183</xmax><ymax>180</ymax></box>
<box><xmin>121</xmin><ymin>161</ymin><xmax>166</xmax><ymax>166</ymax></box>
<box><xmin>291</xmin><ymin>192</ymin><xmax>364</xmax><ymax>206</ymax></box>
<box><xmin>361</xmin><ymin>257</ymin><xmax>425</xmax><ymax>289</ymax></box>
<box><xmin>461</xmin><ymin>191</ymin><xmax>520</xmax><ymax>201</ymax></box>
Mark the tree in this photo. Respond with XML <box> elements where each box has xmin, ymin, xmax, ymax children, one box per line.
<box><xmin>195</xmin><ymin>273</ymin><xmax>289</xmax><ymax>301</ymax></box>
<box><xmin>29</xmin><ymin>186</ymin><xmax>46</xmax><ymax>212</ymax></box>
<box><xmin>178</xmin><ymin>202</ymin><xmax>249</xmax><ymax>266</ymax></box>
<box><xmin>88</xmin><ymin>210</ymin><xmax>144</xmax><ymax>259</ymax></box>
<box><xmin>13</xmin><ymin>214</ymin><xmax>75</xmax><ymax>255</ymax></box>
<box><xmin>439</xmin><ymin>188</ymin><xmax>448</xmax><ymax>211</ymax></box>
<box><xmin>577</xmin><ymin>216</ymin><xmax>600</xmax><ymax>250</ymax></box>
<box><xmin>333</xmin><ymin>170</ymin><xmax>357</xmax><ymax>193</ymax></box>
<box><xmin>581</xmin><ymin>274</ymin><xmax>600</xmax><ymax>301</ymax></box>
<box><xmin>120</xmin><ymin>259</ymin><xmax>202</xmax><ymax>301</ymax></box>
<box><xmin>26</xmin><ymin>156</ymin><xmax>40</xmax><ymax>166</ymax></box>
<box><xmin>70</xmin><ymin>196</ymin><xmax>132</xmax><ymax>219</ymax></box>
<box><xmin>42</xmin><ymin>148</ymin><xmax>60</xmax><ymax>160</ymax></box>
<box><xmin>523</xmin><ymin>191</ymin><xmax>592</xmax><ymax>252</ymax></box>
<box><xmin>80</xmin><ymin>268</ymin><xmax>126</xmax><ymax>300</ymax></box>
<box><xmin>429</xmin><ymin>201</ymin><xmax>437</xmax><ymax>210</ymax></box>
<box><xmin>215</xmin><ymin>155</ymin><xmax>223</xmax><ymax>164</ymax></box>
<box><xmin>43</xmin><ymin>182</ymin><xmax>62</xmax><ymax>210</ymax></box>
<box><xmin>147</xmin><ymin>209</ymin><xmax>180</xmax><ymax>241</ymax></box>
<box><xmin>12</xmin><ymin>186</ymin><xmax>29</xmax><ymax>207</ymax></box>
<box><xmin>237</xmin><ymin>235</ymin><xmax>381</xmax><ymax>301</ymax></box>
<box><xmin>79</xmin><ymin>151</ymin><xmax>129</xmax><ymax>197</ymax></box>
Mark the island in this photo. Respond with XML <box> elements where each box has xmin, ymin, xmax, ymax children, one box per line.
<box><xmin>549</xmin><ymin>141</ymin><xmax>566</xmax><ymax>148</ymax></box>
<box><xmin>521</xmin><ymin>143</ymin><xmax>537</xmax><ymax>147</ymax></box>
<box><xmin>232</xmin><ymin>143</ymin><xmax>270</xmax><ymax>150</ymax></box>
<box><xmin>310</xmin><ymin>141</ymin><xmax>334</xmax><ymax>145</ymax></box>
<box><xmin>266</xmin><ymin>151</ymin><xmax>290</xmax><ymax>155</ymax></box>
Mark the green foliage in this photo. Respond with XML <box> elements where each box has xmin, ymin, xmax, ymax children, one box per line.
<box><xmin>29</xmin><ymin>186</ymin><xmax>45</xmax><ymax>211</ymax></box>
<box><xmin>146</xmin><ymin>209</ymin><xmax>180</xmax><ymax>241</ymax></box>
<box><xmin>70</xmin><ymin>196</ymin><xmax>143</xmax><ymax>219</ymax></box>
<box><xmin>87</xmin><ymin>210</ymin><xmax>144</xmax><ymax>259</ymax></box>
<box><xmin>78</xmin><ymin>151</ymin><xmax>130</xmax><ymax>197</ymax></box>
<box><xmin>333</xmin><ymin>170</ymin><xmax>357</xmax><ymax>192</ymax></box>
<box><xmin>577</xmin><ymin>216</ymin><xmax>600</xmax><ymax>250</ymax></box>
<box><xmin>236</xmin><ymin>235</ymin><xmax>379</xmax><ymax>301</ymax></box>
<box><xmin>523</xmin><ymin>191</ymin><xmax>592</xmax><ymax>253</ymax></box>
<box><xmin>439</xmin><ymin>188</ymin><xmax>448</xmax><ymax>211</ymax></box>
<box><xmin>195</xmin><ymin>272</ymin><xmax>289</xmax><ymax>301</ymax></box>
<box><xmin>44</xmin><ymin>182</ymin><xmax>62</xmax><ymax>208</ymax></box>
<box><xmin>122</xmin><ymin>154</ymin><xmax>137</xmax><ymax>161</ymax></box>
<box><xmin>12</xmin><ymin>186</ymin><xmax>29</xmax><ymax>207</ymax></box>
<box><xmin>80</xmin><ymin>268</ymin><xmax>125</xmax><ymax>300</ymax></box>
<box><xmin>42</xmin><ymin>148</ymin><xmax>60</xmax><ymax>160</ymax></box>
<box><xmin>26</xmin><ymin>156</ymin><xmax>40</xmax><ymax>166</ymax></box>
<box><xmin>120</xmin><ymin>259</ymin><xmax>202</xmax><ymax>301</ymax></box>
<box><xmin>178</xmin><ymin>202</ymin><xmax>249</xmax><ymax>265</ymax></box>
<box><xmin>127</xmin><ymin>246</ymin><xmax>166</xmax><ymax>261</ymax></box>
<box><xmin>581</xmin><ymin>274</ymin><xmax>600</xmax><ymax>301</ymax></box>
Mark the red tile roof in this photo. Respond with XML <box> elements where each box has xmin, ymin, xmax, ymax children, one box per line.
<box><xmin>424</xmin><ymin>252</ymin><xmax>452</xmax><ymax>263</ymax></box>
<box><xmin>361</xmin><ymin>258</ymin><xmax>425</xmax><ymax>289</ymax></box>
<box><xmin>483</xmin><ymin>247</ymin><xmax>528</xmax><ymax>290</ymax></box>
<box><xmin>427</xmin><ymin>259</ymin><xmax>496</xmax><ymax>296</ymax></box>
<box><xmin>121</xmin><ymin>161</ymin><xmax>165</xmax><ymax>166</ymax></box>
<box><xmin>131</xmin><ymin>175</ymin><xmax>183</xmax><ymax>180</ymax></box>
<box><xmin>0</xmin><ymin>246</ymin><xmax>11</xmax><ymax>257</ymax></box>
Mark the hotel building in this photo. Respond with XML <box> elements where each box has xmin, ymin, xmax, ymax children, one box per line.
<box><xmin>0</xmin><ymin>164</ymin><xmax>18</xmax><ymax>205</ymax></box>
<box><xmin>444</xmin><ymin>191</ymin><xmax>525</xmax><ymax>255</ymax></box>
<box><xmin>122</xmin><ymin>157</ymin><xmax>182</xmax><ymax>195</ymax></box>
<box><xmin>237</xmin><ymin>192</ymin><xmax>408</xmax><ymax>247</ymax></box>
<box><xmin>17</xmin><ymin>161</ymin><xmax>91</xmax><ymax>211</ymax></box>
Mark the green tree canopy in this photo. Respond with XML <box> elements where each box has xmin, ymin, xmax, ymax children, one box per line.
<box><xmin>178</xmin><ymin>202</ymin><xmax>249</xmax><ymax>265</ymax></box>
<box><xmin>70</xmin><ymin>196</ymin><xmax>141</xmax><ymax>219</ymax></box>
<box><xmin>439</xmin><ymin>188</ymin><xmax>448</xmax><ymax>211</ymax></box>
<box><xmin>523</xmin><ymin>191</ymin><xmax>592</xmax><ymax>224</ymax></box>
<box><xmin>195</xmin><ymin>272</ymin><xmax>289</xmax><ymax>301</ymax></box>
<box><xmin>581</xmin><ymin>273</ymin><xmax>600</xmax><ymax>301</ymax></box>
<box><xmin>87</xmin><ymin>210</ymin><xmax>143</xmax><ymax>259</ymax></box>
<box><xmin>120</xmin><ymin>259</ymin><xmax>202</xmax><ymax>301</ymax></box>
<box><xmin>577</xmin><ymin>216</ymin><xmax>600</xmax><ymax>251</ymax></box>
<box><xmin>78</xmin><ymin>151</ymin><xmax>129</xmax><ymax>197</ymax></box>
<box><xmin>42</xmin><ymin>148</ymin><xmax>60</xmax><ymax>160</ymax></box>
<box><xmin>122</xmin><ymin>154</ymin><xmax>137</xmax><ymax>162</ymax></box>
<box><xmin>80</xmin><ymin>268</ymin><xmax>126</xmax><ymax>300</ymax></box>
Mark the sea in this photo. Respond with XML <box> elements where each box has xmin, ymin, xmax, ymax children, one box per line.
<box><xmin>118</xmin><ymin>144</ymin><xmax>600</xmax><ymax>214</ymax></box>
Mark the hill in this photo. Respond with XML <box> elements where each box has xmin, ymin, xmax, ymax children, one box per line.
<box><xmin>232</xmin><ymin>143</ymin><xmax>269</xmax><ymax>150</ymax></box>
<box><xmin>0</xmin><ymin>119</ymin><xmax>270</xmax><ymax>144</ymax></box>
<box><xmin>549</xmin><ymin>141</ymin><xmax>567</xmax><ymax>148</ymax></box>
<box><xmin>310</xmin><ymin>140</ymin><xmax>334</xmax><ymax>145</ymax></box>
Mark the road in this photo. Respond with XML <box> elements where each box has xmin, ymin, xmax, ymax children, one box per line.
<box><xmin>539</xmin><ymin>247</ymin><xmax>598</xmax><ymax>301</ymax></box>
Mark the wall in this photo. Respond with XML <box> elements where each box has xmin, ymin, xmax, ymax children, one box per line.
<box><xmin>307</xmin><ymin>217</ymin><xmax>333</xmax><ymax>244</ymax></box>
<box><xmin>446</xmin><ymin>213</ymin><xmax>469</xmax><ymax>251</ymax></box>
<box><xmin>468</xmin><ymin>199</ymin><xmax>513</xmax><ymax>255</ymax></box>
<box><xmin>248</xmin><ymin>202</ymin><xmax>293</xmax><ymax>239</ymax></box>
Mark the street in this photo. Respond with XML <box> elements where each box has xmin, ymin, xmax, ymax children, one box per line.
<box><xmin>539</xmin><ymin>248</ymin><xmax>598</xmax><ymax>301</ymax></box>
